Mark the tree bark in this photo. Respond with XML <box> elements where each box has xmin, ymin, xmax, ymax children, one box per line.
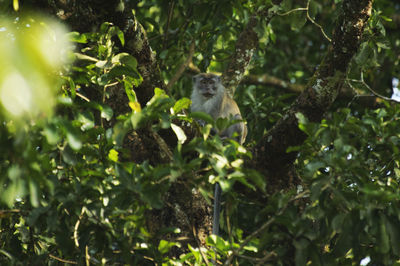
<box><xmin>221</xmin><ymin>3</ymin><xmax>282</xmax><ymax>95</ymax></box>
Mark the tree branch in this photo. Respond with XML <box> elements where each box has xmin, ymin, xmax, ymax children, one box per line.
<box><xmin>253</xmin><ymin>0</ymin><xmax>373</xmax><ymax>187</ymax></box>
<box><xmin>277</xmin><ymin>0</ymin><xmax>332</xmax><ymax>42</ymax></box>
<box><xmin>121</xmin><ymin>11</ymin><xmax>166</xmax><ymax>105</ymax></box>
<box><xmin>221</xmin><ymin>3</ymin><xmax>282</xmax><ymax>95</ymax></box>
<box><xmin>243</xmin><ymin>74</ymin><xmax>305</xmax><ymax>93</ymax></box>
<box><xmin>166</xmin><ymin>41</ymin><xmax>196</xmax><ymax>90</ymax></box>
<box><xmin>348</xmin><ymin>76</ymin><xmax>400</xmax><ymax>104</ymax></box>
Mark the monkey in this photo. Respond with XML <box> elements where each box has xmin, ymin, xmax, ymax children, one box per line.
<box><xmin>190</xmin><ymin>73</ymin><xmax>247</xmax><ymax>144</ymax></box>
<box><xmin>190</xmin><ymin>73</ymin><xmax>247</xmax><ymax>240</ymax></box>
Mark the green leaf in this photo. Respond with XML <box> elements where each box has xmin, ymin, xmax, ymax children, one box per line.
<box><xmin>187</xmin><ymin>244</ymin><xmax>201</xmax><ymax>262</ymax></box>
<box><xmin>385</xmin><ymin>217</ymin><xmax>400</xmax><ymax>256</ymax></box>
<box><xmin>66</xmin><ymin>129</ymin><xmax>82</xmax><ymax>151</ymax></box>
<box><xmin>207</xmin><ymin>234</ymin><xmax>230</xmax><ymax>251</ymax></box>
<box><xmin>77</xmin><ymin>112</ymin><xmax>95</xmax><ymax>131</ymax></box>
<box><xmin>68</xmin><ymin>31</ymin><xmax>88</xmax><ymax>43</ymax></box>
<box><xmin>173</xmin><ymin>98</ymin><xmax>191</xmax><ymax>113</ymax></box>
<box><xmin>355</xmin><ymin>42</ymin><xmax>373</xmax><ymax>66</ymax></box>
<box><xmin>112</xmin><ymin>121</ymin><xmax>131</xmax><ymax>147</ymax></box>
<box><xmin>294</xmin><ymin>238</ymin><xmax>309</xmax><ymax>266</ymax></box>
<box><xmin>305</xmin><ymin>161</ymin><xmax>325</xmax><ymax>176</ymax></box>
<box><xmin>215</xmin><ymin>117</ymin><xmax>230</xmax><ymax>131</ymax></box>
<box><xmin>158</xmin><ymin>240</ymin><xmax>180</xmax><ymax>255</ymax></box>
<box><xmin>394</xmin><ymin>168</ymin><xmax>400</xmax><ymax>178</ymax></box>
<box><xmin>290</xmin><ymin>12</ymin><xmax>307</xmax><ymax>31</ymax></box>
<box><xmin>378</xmin><ymin>213</ymin><xmax>390</xmax><ymax>253</ymax></box>
<box><xmin>74</xmin><ymin>53</ymin><xmax>99</xmax><ymax>62</ymax></box>
<box><xmin>191</xmin><ymin>112</ymin><xmax>214</xmax><ymax>125</ymax></box>
<box><xmin>13</xmin><ymin>0</ymin><xmax>19</xmax><ymax>11</ymax></box>
<box><xmin>95</xmin><ymin>60</ymin><xmax>109</xmax><ymax>68</ymax></box>
<box><xmin>2</xmin><ymin>166</ymin><xmax>26</xmax><ymax>207</ymax></box>
<box><xmin>296</xmin><ymin>112</ymin><xmax>309</xmax><ymax>131</ymax></box>
<box><xmin>112</xmin><ymin>53</ymin><xmax>137</xmax><ymax>71</ymax></box>
<box><xmin>159</xmin><ymin>50</ymin><xmax>168</xmax><ymax>60</ymax></box>
<box><xmin>333</xmin><ymin>216</ymin><xmax>354</xmax><ymax>256</ymax></box>
<box><xmin>43</xmin><ymin>124</ymin><xmax>60</xmax><ymax>145</ymax></box>
<box><xmin>154</xmin><ymin>87</ymin><xmax>166</xmax><ymax>96</ymax></box>
<box><xmin>171</xmin><ymin>123</ymin><xmax>187</xmax><ymax>144</ymax></box>
<box><xmin>331</xmin><ymin>213</ymin><xmax>346</xmax><ymax>232</ymax></box>
<box><xmin>124</xmin><ymin>80</ymin><xmax>138</xmax><ymax>103</ymax></box>
<box><xmin>131</xmin><ymin>112</ymin><xmax>146</xmax><ymax>129</ymax></box>
<box><xmin>108</xmin><ymin>149</ymin><xmax>119</xmax><ymax>162</ymax></box>
<box><xmin>107</xmin><ymin>65</ymin><xmax>140</xmax><ymax>79</ymax></box>
<box><xmin>29</xmin><ymin>179</ymin><xmax>40</xmax><ymax>207</ymax></box>
<box><xmin>62</xmin><ymin>146</ymin><xmax>78</xmax><ymax>165</ymax></box>
<box><xmin>116</xmin><ymin>28</ymin><xmax>125</xmax><ymax>46</ymax></box>
<box><xmin>245</xmin><ymin>169</ymin><xmax>266</xmax><ymax>192</ymax></box>
<box><xmin>100</xmin><ymin>105</ymin><xmax>114</xmax><ymax>121</ymax></box>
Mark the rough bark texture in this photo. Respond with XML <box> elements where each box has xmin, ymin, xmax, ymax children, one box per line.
<box><xmin>221</xmin><ymin>3</ymin><xmax>281</xmax><ymax>95</ymax></box>
<box><xmin>121</xmin><ymin>11</ymin><xmax>166</xmax><ymax>105</ymax></box>
<box><xmin>253</xmin><ymin>0</ymin><xmax>373</xmax><ymax>191</ymax></box>
<box><xmin>221</xmin><ymin>14</ymin><xmax>258</xmax><ymax>96</ymax></box>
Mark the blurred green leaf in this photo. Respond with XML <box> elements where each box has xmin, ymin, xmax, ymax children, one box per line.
<box><xmin>68</xmin><ymin>31</ymin><xmax>88</xmax><ymax>43</ymax></box>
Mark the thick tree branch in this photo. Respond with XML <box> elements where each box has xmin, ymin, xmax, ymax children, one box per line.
<box><xmin>243</xmin><ymin>74</ymin><xmax>305</xmax><ymax>93</ymax></box>
<box><xmin>253</xmin><ymin>0</ymin><xmax>373</xmax><ymax>188</ymax></box>
<box><xmin>221</xmin><ymin>3</ymin><xmax>282</xmax><ymax>95</ymax></box>
<box><xmin>120</xmin><ymin>11</ymin><xmax>166</xmax><ymax>105</ymax></box>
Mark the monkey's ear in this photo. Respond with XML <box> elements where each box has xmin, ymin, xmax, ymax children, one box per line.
<box><xmin>215</xmin><ymin>75</ymin><xmax>221</xmax><ymax>83</ymax></box>
<box><xmin>192</xmin><ymin>75</ymin><xmax>198</xmax><ymax>83</ymax></box>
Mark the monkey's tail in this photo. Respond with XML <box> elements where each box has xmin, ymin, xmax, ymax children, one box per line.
<box><xmin>212</xmin><ymin>183</ymin><xmax>222</xmax><ymax>236</ymax></box>
<box><xmin>212</xmin><ymin>183</ymin><xmax>222</xmax><ymax>265</ymax></box>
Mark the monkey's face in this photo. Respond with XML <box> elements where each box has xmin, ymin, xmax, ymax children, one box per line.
<box><xmin>193</xmin><ymin>74</ymin><xmax>221</xmax><ymax>99</ymax></box>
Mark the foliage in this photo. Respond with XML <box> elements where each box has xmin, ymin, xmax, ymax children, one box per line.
<box><xmin>1</xmin><ymin>0</ymin><xmax>400</xmax><ymax>265</ymax></box>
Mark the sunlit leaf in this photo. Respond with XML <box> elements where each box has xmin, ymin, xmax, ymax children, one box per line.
<box><xmin>173</xmin><ymin>97</ymin><xmax>191</xmax><ymax>113</ymax></box>
<box><xmin>129</xmin><ymin>101</ymin><xmax>141</xmax><ymax>112</ymax></box>
<box><xmin>108</xmin><ymin>149</ymin><xmax>119</xmax><ymax>162</ymax></box>
<box><xmin>171</xmin><ymin>123</ymin><xmax>187</xmax><ymax>144</ymax></box>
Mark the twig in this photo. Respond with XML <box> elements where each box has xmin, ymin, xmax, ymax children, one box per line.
<box><xmin>278</xmin><ymin>0</ymin><xmax>331</xmax><ymax>42</ymax></box>
<box><xmin>255</xmin><ymin>251</ymin><xmax>277</xmax><ymax>266</ymax></box>
<box><xmin>166</xmin><ymin>41</ymin><xmax>196</xmax><ymax>90</ymax></box>
<box><xmin>224</xmin><ymin>190</ymin><xmax>309</xmax><ymax>265</ymax></box>
<box><xmin>347</xmin><ymin>77</ymin><xmax>399</xmax><ymax>103</ymax></box>
<box><xmin>0</xmin><ymin>209</ymin><xmax>20</xmax><ymax>215</ymax></box>
<box><xmin>85</xmin><ymin>245</ymin><xmax>90</xmax><ymax>266</ymax></box>
<box><xmin>74</xmin><ymin>207</ymin><xmax>86</xmax><ymax>248</ymax></box>
<box><xmin>192</xmin><ymin>224</ymin><xmax>211</xmax><ymax>266</ymax></box>
<box><xmin>103</xmin><ymin>81</ymin><xmax>119</xmax><ymax>103</ymax></box>
<box><xmin>76</xmin><ymin>92</ymin><xmax>90</xmax><ymax>102</ymax></box>
<box><xmin>49</xmin><ymin>254</ymin><xmax>78</xmax><ymax>264</ymax></box>
<box><xmin>278</xmin><ymin>7</ymin><xmax>307</xmax><ymax>16</ymax></box>
<box><xmin>150</xmin><ymin>129</ymin><xmax>173</xmax><ymax>161</ymax></box>
<box><xmin>163</xmin><ymin>1</ymin><xmax>175</xmax><ymax>49</ymax></box>
<box><xmin>235</xmin><ymin>251</ymin><xmax>276</xmax><ymax>264</ymax></box>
